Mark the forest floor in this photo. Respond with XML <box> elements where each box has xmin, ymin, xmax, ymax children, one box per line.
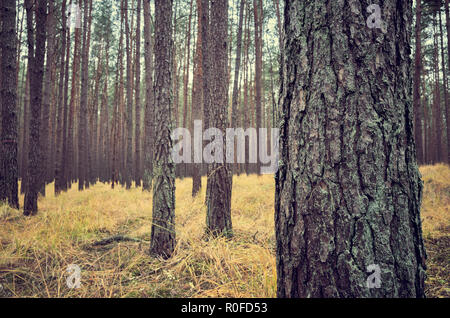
<box><xmin>0</xmin><ymin>165</ymin><xmax>448</xmax><ymax>298</ymax></box>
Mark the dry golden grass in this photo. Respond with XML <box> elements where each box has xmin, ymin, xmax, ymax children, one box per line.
<box><xmin>0</xmin><ymin>165</ymin><xmax>448</xmax><ymax>298</ymax></box>
<box><xmin>419</xmin><ymin>164</ymin><xmax>450</xmax><ymax>298</ymax></box>
<box><xmin>0</xmin><ymin>175</ymin><xmax>276</xmax><ymax>298</ymax></box>
<box><xmin>420</xmin><ymin>164</ymin><xmax>450</xmax><ymax>238</ymax></box>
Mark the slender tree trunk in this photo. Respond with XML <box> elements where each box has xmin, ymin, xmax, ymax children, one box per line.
<box><xmin>119</xmin><ymin>1</ymin><xmax>126</xmax><ymax>187</ymax></box>
<box><xmin>17</xmin><ymin>67</ymin><xmax>26</xmax><ymax>182</ymax></box>
<box><xmin>134</xmin><ymin>0</ymin><xmax>142</xmax><ymax>187</ymax></box>
<box><xmin>78</xmin><ymin>0</ymin><xmax>92</xmax><ymax>190</ymax></box>
<box><xmin>181</xmin><ymin>0</ymin><xmax>193</xmax><ymax>179</ymax></box>
<box><xmin>182</xmin><ymin>0</ymin><xmax>193</xmax><ymax>133</ymax></box>
<box><xmin>273</xmin><ymin>0</ymin><xmax>282</xmax><ymax>58</ymax></box>
<box><xmin>48</xmin><ymin>48</ymin><xmax>58</xmax><ymax>184</ymax></box>
<box><xmin>62</xmin><ymin>6</ymin><xmax>72</xmax><ymax>190</ymax></box>
<box><xmin>191</xmin><ymin>0</ymin><xmax>203</xmax><ymax>197</ymax></box>
<box><xmin>55</xmin><ymin>0</ymin><xmax>68</xmax><ymax>195</ymax></box>
<box><xmin>67</xmin><ymin>0</ymin><xmax>82</xmax><ymax>187</ymax></box>
<box><xmin>0</xmin><ymin>0</ymin><xmax>19</xmax><ymax>208</ymax></box>
<box><xmin>20</xmin><ymin>70</ymin><xmax>30</xmax><ymax>194</ymax></box>
<box><xmin>113</xmin><ymin>0</ymin><xmax>125</xmax><ymax>189</ymax></box>
<box><xmin>173</xmin><ymin>1</ymin><xmax>179</xmax><ymax>130</ymax></box>
<box><xmin>15</xmin><ymin>2</ymin><xmax>24</xmax><ymax>93</ymax></box>
<box><xmin>422</xmin><ymin>70</ymin><xmax>430</xmax><ymax>164</ymax></box>
<box><xmin>201</xmin><ymin>0</ymin><xmax>212</xmax><ymax>188</ymax></box>
<box><xmin>24</xmin><ymin>0</ymin><xmax>47</xmax><ymax>216</ymax></box>
<box><xmin>276</xmin><ymin>0</ymin><xmax>426</xmax><ymax>297</ymax></box>
<box><xmin>150</xmin><ymin>0</ymin><xmax>176</xmax><ymax>259</ymax></box>
<box><xmin>125</xmin><ymin>0</ymin><xmax>133</xmax><ymax>189</ymax></box>
<box><xmin>205</xmin><ymin>0</ymin><xmax>232</xmax><ymax>237</ymax></box>
<box><xmin>243</xmin><ymin>3</ymin><xmax>250</xmax><ymax>175</ymax></box>
<box><xmin>230</xmin><ymin>0</ymin><xmax>245</xmax><ymax>174</ymax></box>
<box><xmin>39</xmin><ymin>0</ymin><xmax>56</xmax><ymax>196</ymax></box>
<box><xmin>268</xmin><ymin>48</ymin><xmax>276</xmax><ymax>129</ymax></box>
<box><xmin>99</xmin><ymin>43</ymin><xmax>110</xmax><ymax>183</ymax></box>
<box><xmin>253</xmin><ymin>0</ymin><xmax>262</xmax><ymax>175</ymax></box>
<box><xmin>142</xmin><ymin>0</ymin><xmax>154</xmax><ymax>191</ymax></box>
<box><xmin>432</xmin><ymin>14</ymin><xmax>443</xmax><ymax>163</ymax></box>
<box><xmin>91</xmin><ymin>44</ymin><xmax>103</xmax><ymax>184</ymax></box>
<box><xmin>439</xmin><ymin>8</ymin><xmax>449</xmax><ymax>163</ymax></box>
<box><xmin>445</xmin><ymin>0</ymin><xmax>450</xmax><ymax>163</ymax></box>
<box><xmin>424</xmin><ymin>99</ymin><xmax>431</xmax><ymax>164</ymax></box>
<box><xmin>413</xmin><ymin>0</ymin><xmax>423</xmax><ymax>164</ymax></box>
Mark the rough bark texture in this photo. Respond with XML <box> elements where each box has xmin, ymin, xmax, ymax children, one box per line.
<box><xmin>205</xmin><ymin>0</ymin><xmax>233</xmax><ymax>237</ymax></box>
<box><xmin>150</xmin><ymin>0</ymin><xmax>176</xmax><ymax>259</ymax></box>
<box><xmin>0</xmin><ymin>0</ymin><xmax>19</xmax><ymax>208</ymax></box>
<box><xmin>142</xmin><ymin>0</ymin><xmax>154</xmax><ymax>191</ymax></box>
<box><xmin>24</xmin><ymin>0</ymin><xmax>47</xmax><ymax>216</ymax></box>
<box><xmin>275</xmin><ymin>0</ymin><xmax>426</xmax><ymax>297</ymax></box>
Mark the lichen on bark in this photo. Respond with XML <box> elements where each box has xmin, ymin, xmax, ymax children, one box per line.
<box><xmin>275</xmin><ymin>0</ymin><xmax>426</xmax><ymax>298</ymax></box>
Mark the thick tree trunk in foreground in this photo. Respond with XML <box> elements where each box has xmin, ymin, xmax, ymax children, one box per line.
<box><xmin>276</xmin><ymin>0</ymin><xmax>426</xmax><ymax>297</ymax></box>
<box><xmin>0</xmin><ymin>0</ymin><xmax>19</xmax><ymax>209</ymax></box>
<box><xmin>205</xmin><ymin>0</ymin><xmax>232</xmax><ymax>237</ymax></box>
<box><xmin>24</xmin><ymin>0</ymin><xmax>47</xmax><ymax>216</ymax></box>
<box><xmin>150</xmin><ymin>0</ymin><xmax>176</xmax><ymax>259</ymax></box>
